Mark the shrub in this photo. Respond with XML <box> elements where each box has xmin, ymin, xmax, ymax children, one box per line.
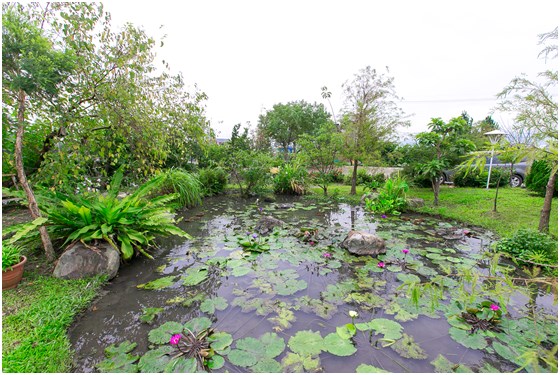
<box><xmin>365</xmin><ymin>174</ymin><xmax>409</xmax><ymax>214</ymax></box>
<box><xmin>525</xmin><ymin>160</ymin><xmax>558</xmax><ymax>197</ymax></box>
<box><xmin>148</xmin><ymin>168</ymin><xmax>203</xmax><ymax>208</ymax></box>
<box><xmin>2</xmin><ymin>242</ymin><xmax>22</xmax><ymax>271</ymax></box>
<box><xmin>344</xmin><ymin>168</ymin><xmax>377</xmax><ymax>186</ymax></box>
<box><xmin>325</xmin><ymin>168</ymin><xmax>345</xmax><ymax>183</ymax></box>
<box><xmin>273</xmin><ymin>162</ymin><xmax>308</xmax><ymax>195</ymax></box>
<box><xmin>494</xmin><ymin>228</ymin><xmax>558</xmax><ymax>267</ymax></box>
<box><xmin>197</xmin><ymin>167</ymin><xmax>228</xmax><ymax>196</ymax></box>
<box><xmin>453</xmin><ymin>168</ymin><xmax>509</xmax><ymax>188</ymax></box>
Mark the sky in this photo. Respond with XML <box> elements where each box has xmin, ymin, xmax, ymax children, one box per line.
<box><xmin>104</xmin><ymin>0</ymin><xmax>558</xmax><ymax>139</ymax></box>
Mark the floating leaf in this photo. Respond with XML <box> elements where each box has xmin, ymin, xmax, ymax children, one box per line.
<box><xmin>449</xmin><ymin>327</ymin><xmax>487</xmax><ymax>350</ymax></box>
<box><xmin>96</xmin><ymin>341</ymin><xmax>139</xmax><ymax>373</ymax></box>
<box><xmin>206</xmin><ymin>355</ymin><xmax>225</xmax><ymax>370</ymax></box>
<box><xmin>356</xmin><ymin>364</ymin><xmax>389</xmax><ymax>373</ymax></box>
<box><xmin>356</xmin><ymin>318</ymin><xmax>403</xmax><ymax>341</ymax></box>
<box><xmin>323</xmin><ymin>332</ymin><xmax>357</xmax><ymax>356</ymax></box>
<box><xmin>390</xmin><ymin>334</ymin><xmax>427</xmax><ymax>359</ymax></box>
<box><xmin>137</xmin><ymin>276</ymin><xmax>176</xmax><ymax>290</ymax></box>
<box><xmin>336</xmin><ymin>324</ymin><xmax>357</xmax><ymax>340</ymax></box>
<box><xmin>251</xmin><ymin>358</ymin><xmax>282</xmax><ymax>373</ymax></box>
<box><xmin>431</xmin><ymin>354</ymin><xmax>454</xmax><ymax>373</ymax></box>
<box><xmin>396</xmin><ymin>273</ymin><xmax>421</xmax><ymax>284</ymax></box>
<box><xmin>296</xmin><ymin>296</ymin><xmax>338</xmax><ymax>319</ymax></box>
<box><xmin>137</xmin><ymin>346</ymin><xmax>174</xmax><ymax>373</ymax></box>
<box><xmin>281</xmin><ymin>351</ymin><xmax>321</xmax><ymax>372</ymax></box>
<box><xmin>164</xmin><ymin>357</ymin><xmax>197</xmax><ymax>373</ymax></box>
<box><xmin>288</xmin><ymin>330</ymin><xmax>324</xmax><ymax>357</ymax></box>
<box><xmin>148</xmin><ymin>321</ymin><xmax>183</xmax><ymax>345</ymax></box>
<box><xmin>184</xmin><ymin>317</ymin><xmax>212</xmax><ymax>333</ymax></box>
<box><xmin>182</xmin><ymin>266</ymin><xmax>209</xmax><ymax>286</ymax></box>
<box><xmin>268</xmin><ymin>307</ymin><xmax>296</xmax><ymax>331</ymax></box>
<box><xmin>228</xmin><ymin>332</ymin><xmax>285</xmax><ymax>368</ymax></box>
<box><xmin>181</xmin><ymin>292</ymin><xmax>206</xmax><ymax>307</ymax></box>
<box><xmin>200</xmin><ymin>297</ymin><xmax>228</xmax><ymax>314</ymax></box>
<box><xmin>208</xmin><ymin>331</ymin><xmax>233</xmax><ymax>352</ymax></box>
<box><xmin>139</xmin><ymin>307</ymin><xmax>163</xmax><ymax>324</ymax></box>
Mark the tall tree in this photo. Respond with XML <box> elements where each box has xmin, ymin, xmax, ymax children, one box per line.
<box><xmin>2</xmin><ymin>6</ymin><xmax>75</xmax><ymax>261</ymax></box>
<box><xmin>340</xmin><ymin>66</ymin><xmax>409</xmax><ymax>195</ymax></box>
<box><xmin>495</xmin><ymin>27</ymin><xmax>558</xmax><ymax>233</ymax></box>
<box><xmin>258</xmin><ymin>100</ymin><xmax>331</xmax><ymax>161</ymax></box>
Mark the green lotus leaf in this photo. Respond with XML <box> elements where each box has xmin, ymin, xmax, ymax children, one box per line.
<box><xmin>148</xmin><ymin>321</ymin><xmax>184</xmax><ymax>345</ymax></box>
<box><xmin>390</xmin><ymin>334</ymin><xmax>427</xmax><ymax>359</ymax></box>
<box><xmin>384</xmin><ymin>301</ymin><xmax>418</xmax><ymax>322</ymax></box>
<box><xmin>356</xmin><ymin>364</ymin><xmax>389</xmax><ymax>373</ymax></box>
<box><xmin>208</xmin><ymin>331</ymin><xmax>234</xmax><ymax>352</ymax></box>
<box><xmin>137</xmin><ymin>276</ymin><xmax>176</xmax><ymax>290</ymax></box>
<box><xmin>449</xmin><ymin>327</ymin><xmax>487</xmax><ymax>350</ymax></box>
<box><xmin>182</xmin><ymin>266</ymin><xmax>209</xmax><ymax>286</ymax></box>
<box><xmin>251</xmin><ymin>358</ymin><xmax>282</xmax><ymax>373</ymax></box>
<box><xmin>296</xmin><ymin>296</ymin><xmax>338</xmax><ymax>319</ymax></box>
<box><xmin>181</xmin><ymin>292</ymin><xmax>206</xmax><ymax>307</ymax></box>
<box><xmin>164</xmin><ymin>357</ymin><xmax>197</xmax><ymax>373</ymax></box>
<box><xmin>137</xmin><ymin>346</ymin><xmax>174</xmax><ymax>373</ymax></box>
<box><xmin>396</xmin><ymin>273</ymin><xmax>421</xmax><ymax>284</ymax></box>
<box><xmin>206</xmin><ymin>355</ymin><xmax>225</xmax><ymax>370</ymax></box>
<box><xmin>97</xmin><ymin>341</ymin><xmax>139</xmax><ymax>373</ymax></box>
<box><xmin>231</xmin><ymin>265</ymin><xmax>252</xmax><ymax>277</ymax></box>
<box><xmin>268</xmin><ymin>307</ymin><xmax>296</xmax><ymax>331</ymax></box>
<box><xmin>228</xmin><ymin>332</ymin><xmax>285</xmax><ymax>368</ymax></box>
<box><xmin>431</xmin><ymin>354</ymin><xmax>454</xmax><ymax>373</ymax></box>
<box><xmin>139</xmin><ymin>307</ymin><xmax>163</xmax><ymax>324</ymax></box>
<box><xmin>200</xmin><ymin>297</ymin><xmax>228</xmax><ymax>314</ymax></box>
<box><xmin>356</xmin><ymin>318</ymin><xmax>403</xmax><ymax>341</ymax></box>
<box><xmin>281</xmin><ymin>352</ymin><xmax>321</xmax><ymax>372</ymax></box>
<box><xmin>323</xmin><ymin>332</ymin><xmax>357</xmax><ymax>356</ymax></box>
<box><xmin>288</xmin><ymin>330</ymin><xmax>324</xmax><ymax>357</ymax></box>
<box><xmin>184</xmin><ymin>316</ymin><xmax>212</xmax><ymax>333</ymax></box>
<box><xmin>336</xmin><ymin>324</ymin><xmax>356</xmax><ymax>340</ymax></box>
<box><xmin>447</xmin><ymin>315</ymin><xmax>472</xmax><ymax>330</ymax></box>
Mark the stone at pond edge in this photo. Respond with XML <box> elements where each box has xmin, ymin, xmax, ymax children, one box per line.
<box><xmin>407</xmin><ymin>198</ymin><xmax>425</xmax><ymax>208</ymax></box>
<box><xmin>255</xmin><ymin>215</ymin><xmax>286</xmax><ymax>235</ymax></box>
<box><xmin>360</xmin><ymin>192</ymin><xmax>379</xmax><ymax>205</ymax></box>
<box><xmin>340</xmin><ymin>230</ymin><xmax>386</xmax><ymax>256</ymax></box>
<box><xmin>53</xmin><ymin>241</ymin><xmax>120</xmax><ymax>280</ymax></box>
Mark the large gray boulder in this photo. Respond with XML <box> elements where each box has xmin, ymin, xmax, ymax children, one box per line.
<box><xmin>53</xmin><ymin>241</ymin><xmax>120</xmax><ymax>280</ymax></box>
<box><xmin>340</xmin><ymin>230</ymin><xmax>386</xmax><ymax>256</ymax></box>
<box><xmin>255</xmin><ymin>215</ymin><xmax>286</xmax><ymax>235</ymax></box>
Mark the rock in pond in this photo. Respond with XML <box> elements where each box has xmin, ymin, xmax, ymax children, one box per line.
<box><xmin>255</xmin><ymin>215</ymin><xmax>286</xmax><ymax>235</ymax></box>
<box><xmin>407</xmin><ymin>198</ymin><xmax>425</xmax><ymax>208</ymax></box>
<box><xmin>340</xmin><ymin>230</ymin><xmax>386</xmax><ymax>256</ymax></box>
<box><xmin>53</xmin><ymin>241</ymin><xmax>120</xmax><ymax>280</ymax></box>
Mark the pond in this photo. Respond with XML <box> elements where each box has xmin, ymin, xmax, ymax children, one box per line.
<box><xmin>69</xmin><ymin>195</ymin><xmax>557</xmax><ymax>373</ymax></box>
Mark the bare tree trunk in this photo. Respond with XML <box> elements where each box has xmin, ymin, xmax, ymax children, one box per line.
<box><xmin>432</xmin><ymin>178</ymin><xmax>440</xmax><ymax>206</ymax></box>
<box><xmin>538</xmin><ymin>170</ymin><xmax>557</xmax><ymax>233</ymax></box>
<box><xmin>14</xmin><ymin>89</ymin><xmax>56</xmax><ymax>262</ymax></box>
<box><xmin>350</xmin><ymin>161</ymin><xmax>359</xmax><ymax>195</ymax></box>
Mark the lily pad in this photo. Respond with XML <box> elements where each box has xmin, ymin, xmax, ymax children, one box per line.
<box><xmin>281</xmin><ymin>352</ymin><xmax>321</xmax><ymax>372</ymax></box>
<box><xmin>184</xmin><ymin>316</ymin><xmax>212</xmax><ymax>333</ymax></box>
<box><xmin>208</xmin><ymin>331</ymin><xmax>233</xmax><ymax>352</ymax></box>
<box><xmin>182</xmin><ymin>266</ymin><xmax>209</xmax><ymax>286</ymax></box>
<box><xmin>355</xmin><ymin>318</ymin><xmax>403</xmax><ymax>341</ymax></box>
<box><xmin>137</xmin><ymin>346</ymin><xmax>174</xmax><ymax>373</ymax></box>
<box><xmin>268</xmin><ymin>306</ymin><xmax>296</xmax><ymax>331</ymax></box>
<box><xmin>336</xmin><ymin>324</ymin><xmax>357</xmax><ymax>340</ymax></box>
<box><xmin>288</xmin><ymin>330</ymin><xmax>324</xmax><ymax>357</ymax></box>
<box><xmin>323</xmin><ymin>332</ymin><xmax>357</xmax><ymax>356</ymax></box>
<box><xmin>96</xmin><ymin>341</ymin><xmax>139</xmax><ymax>373</ymax></box>
<box><xmin>206</xmin><ymin>355</ymin><xmax>225</xmax><ymax>370</ymax></box>
<box><xmin>250</xmin><ymin>358</ymin><xmax>282</xmax><ymax>373</ymax></box>
<box><xmin>390</xmin><ymin>334</ymin><xmax>427</xmax><ymax>359</ymax></box>
<box><xmin>139</xmin><ymin>307</ymin><xmax>163</xmax><ymax>325</ymax></box>
<box><xmin>164</xmin><ymin>357</ymin><xmax>197</xmax><ymax>372</ymax></box>
<box><xmin>148</xmin><ymin>321</ymin><xmax>184</xmax><ymax>345</ymax></box>
<box><xmin>356</xmin><ymin>364</ymin><xmax>389</xmax><ymax>373</ymax></box>
<box><xmin>228</xmin><ymin>332</ymin><xmax>285</xmax><ymax>369</ymax></box>
<box><xmin>200</xmin><ymin>297</ymin><xmax>228</xmax><ymax>314</ymax></box>
<box><xmin>449</xmin><ymin>327</ymin><xmax>487</xmax><ymax>350</ymax></box>
<box><xmin>137</xmin><ymin>276</ymin><xmax>176</xmax><ymax>290</ymax></box>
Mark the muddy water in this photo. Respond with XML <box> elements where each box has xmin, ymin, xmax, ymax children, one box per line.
<box><xmin>69</xmin><ymin>195</ymin><xmax>557</xmax><ymax>373</ymax></box>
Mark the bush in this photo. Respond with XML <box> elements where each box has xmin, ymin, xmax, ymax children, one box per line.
<box><xmin>2</xmin><ymin>242</ymin><xmax>22</xmax><ymax>271</ymax></box>
<box><xmin>344</xmin><ymin>168</ymin><xmax>378</xmax><ymax>186</ymax></box>
<box><xmin>149</xmin><ymin>168</ymin><xmax>203</xmax><ymax>208</ymax></box>
<box><xmin>453</xmin><ymin>168</ymin><xmax>509</xmax><ymax>188</ymax></box>
<box><xmin>325</xmin><ymin>168</ymin><xmax>345</xmax><ymax>183</ymax></box>
<box><xmin>525</xmin><ymin>160</ymin><xmax>558</xmax><ymax>197</ymax></box>
<box><xmin>197</xmin><ymin>167</ymin><xmax>228</xmax><ymax>196</ymax></box>
<box><xmin>495</xmin><ymin>228</ymin><xmax>558</xmax><ymax>267</ymax></box>
<box><xmin>364</xmin><ymin>174</ymin><xmax>409</xmax><ymax>214</ymax></box>
<box><xmin>273</xmin><ymin>162</ymin><xmax>308</xmax><ymax>195</ymax></box>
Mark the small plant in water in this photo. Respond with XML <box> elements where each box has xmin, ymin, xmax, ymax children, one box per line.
<box><xmin>169</xmin><ymin>328</ymin><xmax>213</xmax><ymax>369</ymax></box>
<box><xmin>237</xmin><ymin>232</ymin><xmax>270</xmax><ymax>252</ymax></box>
<box><xmin>460</xmin><ymin>301</ymin><xmax>503</xmax><ymax>334</ymax></box>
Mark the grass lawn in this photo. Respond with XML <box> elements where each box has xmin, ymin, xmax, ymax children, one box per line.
<box><xmin>2</xmin><ymin>261</ymin><xmax>105</xmax><ymax>372</ymax></box>
<box><xmin>309</xmin><ymin>184</ymin><xmax>558</xmax><ymax>239</ymax></box>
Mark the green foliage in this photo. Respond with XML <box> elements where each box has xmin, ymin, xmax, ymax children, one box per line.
<box><xmin>526</xmin><ymin>160</ymin><xmax>557</xmax><ymax>196</ymax></box>
<box><xmin>139</xmin><ymin>308</ymin><xmax>164</xmax><ymax>325</ymax></box>
<box><xmin>272</xmin><ymin>162</ymin><xmax>308</xmax><ymax>195</ymax></box>
<box><xmin>225</xmin><ymin>150</ymin><xmax>275</xmax><ymax>196</ymax></box>
<box><xmin>43</xmin><ymin>168</ymin><xmax>191</xmax><ymax>260</ymax></box>
<box><xmin>453</xmin><ymin>168</ymin><xmax>510</xmax><ymax>188</ymax></box>
<box><xmin>1</xmin><ymin>242</ymin><xmax>22</xmax><ymax>271</ymax></box>
<box><xmin>494</xmin><ymin>228</ymin><xmax>558</xmax><ymax>266</ymax></box>
<box><xmin>147</xmin><ymin>168</ymin><xmax>202</xmax><ymax>208</ymax></box>
<box><xmin>137</xmin><ymin>276</ymin><xmax>176</xmax><ymax>290</ymax></box>
<box><xmin>96</xmin><ymin>341</ymin><xmax>139</xmax><ymax>372</ymax></box>
<box><xmin>197</xmin><ymin>167</ymin><xmax>228</xmax><ymax>196</ymax></box>
<box><xmin>365</xmin><ymin>174</ymin><xmax>409</xmax><ymax>214</ymax></box>
<box><xmin>227</xmin><ymin>332</ymin><xmax>285</xmax><ymax>371</ymax></box>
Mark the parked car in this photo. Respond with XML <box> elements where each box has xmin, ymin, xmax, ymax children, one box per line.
<box><xmin>442</xmin><ymin>157</ymin><xmax>528</xmax><ymax>187</ymax></box>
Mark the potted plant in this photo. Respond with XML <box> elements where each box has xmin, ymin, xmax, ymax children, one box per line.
<box><xmin>2</xmin><ymin>242</ymin><xmax>27</xmax><ymax>290</ymax></box>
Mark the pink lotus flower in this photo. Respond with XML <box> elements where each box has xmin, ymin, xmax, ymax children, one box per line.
<box><xmin>402</xmin><ymin>249</ymin><xmax>409</xmax><ymax>254</ymax></box>
<box><xmin>170</xmin><ymin>334</ymin><xmax>181</xmax><ymax>345</ymax></box>
<box><xmin>490</xmin><ymin>304</ymin><xmax>500</xmax><ymax>311</ymax></box>
<box><xmin>323</xmin><ymin>252</ymin><xmax>332</xmax><ymax>258</ymax></box>
<box><xmin>377</xmin><ymin>261</ymin><xmax>385</xmax><ymax>268</ymax></box>
<box><xmin>309</xmin><ymin>241</ymin><xmax>315</xmax><ymax>246</ymax></box>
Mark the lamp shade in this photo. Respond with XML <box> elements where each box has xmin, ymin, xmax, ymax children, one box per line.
<box><xmin>484</xmin><ymin>130</ymin><xmax>506</xmax><ymax>144</ymax></box>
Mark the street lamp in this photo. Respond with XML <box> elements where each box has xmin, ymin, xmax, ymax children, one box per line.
<box><xmin>484</xmin><ymin>130</ymin><xmax>506</xmax><ymax>189</ymax></box>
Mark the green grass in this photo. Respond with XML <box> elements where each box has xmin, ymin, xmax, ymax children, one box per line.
<box><xmin>2</xmin><ymin>271</ymin><xmax>105</xmax><ymax>372</ymax></box>
<box><xmin>309</xmin><ymin>184</ymin><xmax>557</xmax><ymax>239</ymax></box>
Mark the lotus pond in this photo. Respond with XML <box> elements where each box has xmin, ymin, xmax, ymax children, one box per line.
<box><xmin>69</xmin><ymin>195</ymin><xmax>557</xmax><ymax>373</ymax></box>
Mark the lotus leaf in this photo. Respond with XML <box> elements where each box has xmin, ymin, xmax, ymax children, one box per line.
<box><xmin>384</xmin><ymin>301</ymin><xmax>418</xmax><ymax>322</ymax></box>
<box><xmin>182</xmin><ymin>266</ymin><xmax>209</xmax><ymax>286</ymax></box>
<box><xmin>139</xmin><ymin>307</ymin><xmax>164</xmax><ymax>325</ymax></box>
<box><xmin>449</xmin><ymin>327</ymin><xmax>487</xmax><ymax>350</ymax></box>
<box><xmin>396</xmin><ymin>273</ymin><xmax>421</xmax><ymax>284</ymax></box>
<box><xmin>355</xmin><ymin>318</ymin><xmax>403</xmax><ymax>341</ymax></box>
<box><xmin>390</xmin><ymin>334</ymin><xmax>427</xmax><ymax>359</ymax></box>
<box><xmin>323</xmin><ymin>332</ymin><xmax>357</xmax><ymax>356</ymax></box>
<box><xmin>228</xmin><ymin>332</ymin><xmax>285</xmax><ymax>369</ymax></box>
<box><xmin>164</xmin><ymin>357</ymin><xmax>197</xmax><ymax>372</ymax></box>
<box><xmin>137</xmin><ymin>276</ymin><xmax>176</xmax><ymax>290</ymax></box>
<box><xmin>206</xmin><ymin>355</ymin><xmax>225</xmax><ymax>370</ymax></box>
<box><xmin>148</xmin><ymin>321</ymin><xmax>184</xmax><ymax>345</ymax></box>
<box><xmin>96</xmin><ymin>341</ymin><xmax>139</xmax><ymax>373</ymax></box>
<box><xmin>281</xmin><ymin>352</ymin><xmax>321</xmax><ymax>372</ymax></box>
<box><xmin>336</xmin><ymin>324</ymin><xmax>357</xmax><ymax>339</ymax></box>
<box><xmin>184</xmin><ymin>316</ymin><xmax>212</xmax><ymax>333</ymax></box>
<box><xmin>200</xmin><ymin>296</ymin><xmax>228</xmax><ymax>314</ymax></box>
<box><xmin>137</xmin><ymin>346</ymin><xmax>174</xmax><ymax>373</ymax></box>
<box><xmin>431</xmin><ymin>354</ymin><xmax>473</xmax><ymax>373</ymax></box>
<box><xmin>296</xmin><ymin>296</ymin><xmax>338</xmax><ymax>319</ymax></box>
<box><xmin>268</xmin><ymin>306</ymin><xmax>296</xmax><ymax>331</ymax></box>
<box><xmin>288</xmin><ymin>330</ymin><xmax>324</xmax><ymax>357</ymax></box>
<box><xmin>181</xmin><ymin>292</ymin><xmax>206</xmax><ymax>307</ymax></box>
<box><xmin>356</xmin><ymin>364</ymin><xmax>389</xmax><ymax>373</ymax></box>
<box><xmin>208</xmin><ymin>331</ymin><xmax>233</xmax><ymax>352</ymax></box>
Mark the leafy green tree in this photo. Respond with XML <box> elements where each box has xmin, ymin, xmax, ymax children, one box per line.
<box><xmin>299</xmin><ymin>122</ymin><xmax>344</xmax><ymax>195</ymax></box>
<box><xmin>229</xmin><ymin>123</ymin><xmax>252</xmax><ymax>151</ymax></box>
<box><xmin>340</xmin><ymin>66</ymin><xmax>409</xmax><ymax>195</ymax></box>
<box><xmin>2</xmin><ymin>6</ymin><xmax>76</xmax><ymax>261</ymax></box>
<box><xmin>258</xmin><ymin>100</ymin><xmax>331</xmax><ymax>161</ymax></box>
<box><xmin>495</xmin><ymin>27</ymin><xmax>558</xmax><ymax>233</ymax></box>
<box><xmin>417</xmin><ymin>117</ymin><xmax>475</xmax><ymax>205</ymax></box>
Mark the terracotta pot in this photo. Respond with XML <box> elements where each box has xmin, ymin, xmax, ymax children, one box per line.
<box><xmin>2</xmin><ymin>256</ymin><xmax>27</xmax><ymax>290</ymax></box>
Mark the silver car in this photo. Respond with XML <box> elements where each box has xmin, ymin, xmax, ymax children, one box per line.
<box><xmin>442</xmin><ymin>157</ymin><xmax>528</xmax><ymax>187</ymax></box>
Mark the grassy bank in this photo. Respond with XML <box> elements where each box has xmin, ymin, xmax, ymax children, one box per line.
<box><xmin>309</xmin><ymin>184</ymin><xmax>558</xmax><ymax>238</ymax></box>
<box><xmin>2</xmin><ymin>266</ymin><xmax>105</xmax><ymax>372</ymax></box>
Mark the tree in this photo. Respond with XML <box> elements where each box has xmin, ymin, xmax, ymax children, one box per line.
<box><xmin>258</xmin><ymin>100</ymin><xmax>331</xmax><ymax>161</ymax></box>
<box><xmin>417</xmin><ymin>117</ymin><xmax>475</xmax><ymax>205</ymax></box>
<box><xmin>299</xmin><ymin>122</ymin><xmax>344</xmax><ymax>195</ymax></box>
<box><xmin>495</xmin><ymin>27</ymin><xmax>558</xmax><ymax>233</ymax></box>
<box><xmin>340</xmin><ymin>66</ymin><xmax>409</xmax><ymax>195</ymax></box>
<box><xmin>2</xmin><ymin>6</ymin><xmax>75</xmax><ymax>261</ymax></box>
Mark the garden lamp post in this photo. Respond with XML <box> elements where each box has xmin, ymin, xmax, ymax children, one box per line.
<box><xmin>484</xmin><ymin>130</ymin><xmax>506</xmax><ymax>189</ymax></box>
